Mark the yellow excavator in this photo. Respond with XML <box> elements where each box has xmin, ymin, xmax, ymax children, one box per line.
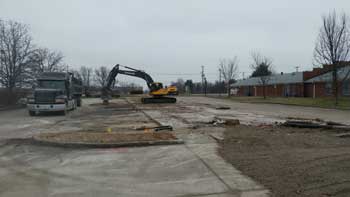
<box><xmin>167</xmin><ymin>85</ymin><xmax>179</xmax><ymax>95</ymax></box>
<box><xmin>101</xmin><ymin>64</ymin><xmax>177</xmax><ymax>104</ymax></box>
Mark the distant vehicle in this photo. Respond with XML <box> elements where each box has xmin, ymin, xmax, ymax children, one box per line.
<box><xmin>27</xmin><ymin>72</ymin><xmax>82</xmax><ymax>116</ymax></box>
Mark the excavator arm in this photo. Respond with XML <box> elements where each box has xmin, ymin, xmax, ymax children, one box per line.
<box><xmin>104</xmin><ymin>64</ymin><xmax>158</xmax><ymax>91</ymax></box>
<box><xmin>101</xmin><ymin>64</ymin><xmax>176</xmax><ymax>104</ymax></box>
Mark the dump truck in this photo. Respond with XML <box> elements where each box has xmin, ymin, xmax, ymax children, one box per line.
<box><xmin>27</xmin><ymin>72</ymin><xmax>82</xmax><ymax>116</ymax></box>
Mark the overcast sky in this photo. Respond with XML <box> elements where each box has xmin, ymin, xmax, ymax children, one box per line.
<box><xmin>1</xmin><ymin>0</ymin><xmax>349</xmax><ymax>85</ymax></box>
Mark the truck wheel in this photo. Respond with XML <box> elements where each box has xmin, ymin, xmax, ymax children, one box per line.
<box><xmin>77</xmin><ymin>99</ymin><xmax>82</xmax><ymax>107</ymax></box>
<box><xmin>28</xmin><ymin>111</ymin><xmax>36</xmax><ymax>116</ymax></box>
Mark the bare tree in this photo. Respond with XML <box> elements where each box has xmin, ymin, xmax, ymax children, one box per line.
<box><xmin>219</xmin><ymin>57</ymin><xmax>239</xmax><ymax>97</ymax></box>
<box><xmin>172</xmin><ymin>78</ymin><xmax>185</xmax><ymax>93</ymax></box>
<box><xmin>314</xmin><ymin>11</ymin><xmax>350</xmax><ymax>105</ymax></box>
<box><xmin>250</xmin><ymin>52</ymin><xmax>273</xmax><ymax>99</ymax></box>
<box><xmin>80</xmin><ymin>66</ymin><xmax>92</xmax><ymax>95</ymax></box>
<box><xmin>71</xmin><ymin>69</ymin><xmax>81</xmax><ymax>79</ymax></box>
<box><xmin>80</xmin><ymin>66</ymin><xmax>92</xmax><ymax>87</ymax></box>
<box><xmin>0</xmin><ymin>20</ymin><xmax>34</xmax><ymax>94</ymax></box>
<box><xmin>94</xmin><ymin>66</ymin><xmax>109</xmax><ymax>87</ymax></box>
<box><xmin>30</xmin><ymin>48</ymin><xmax>63</xmax><ymax>73</ymax></box>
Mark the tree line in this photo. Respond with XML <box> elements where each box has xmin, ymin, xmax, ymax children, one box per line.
<box><xmin>0</xmin><ymin>19</ymin><xmax>139</xmax><ymax>103</ymax></box>
<box><xmin>2</xmin><ymin>10</ymin><xmax>349</xmax><ymax>105</ymax></box>
<box><xmin>0</xmin><ymin>20</ymin><xmax>64</xmax><ymax>92</ymax></box>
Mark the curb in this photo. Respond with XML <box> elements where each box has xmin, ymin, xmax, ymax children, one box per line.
<box><xmin>31</xmin><ymin>136</ymin><xmax>184</xmax><ymax>148</ymax></box>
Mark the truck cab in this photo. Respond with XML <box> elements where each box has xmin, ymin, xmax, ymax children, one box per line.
<box><xmin>27</xmin><ymin>72</ymin><xmax>82</xmax><ymax>116</ymax></box>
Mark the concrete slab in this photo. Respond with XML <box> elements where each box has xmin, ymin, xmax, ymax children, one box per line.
<box><xmin>0</xmin><ymin>97</ymin><xmax>272</xmax><ymax>196</ymax></box>
<box><xmin>0</xmin><ymin>144</ymin><xmax>233</xmax><ymax>197</ymax></box>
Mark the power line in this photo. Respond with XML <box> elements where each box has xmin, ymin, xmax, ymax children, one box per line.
<box><xmin>151</xmin><ymin>73</ymin><xmax>218</xmax><ymax>76</ymax></box>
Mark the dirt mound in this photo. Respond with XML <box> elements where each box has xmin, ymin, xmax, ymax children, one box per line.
<box><xmin>219</xmin><ymin>125</ymin><xmax>350</xmax><ymax>197</ymax></box>
<box><xmin>34</xmin><ymin>131</ymin><xmax>181</xmax><ymax>147</ymax></box>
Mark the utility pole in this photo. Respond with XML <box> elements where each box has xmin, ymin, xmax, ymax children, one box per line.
<box><xmin>295</xmin><ymin>66</ymin><xmax>299</xmax><ymax>72</ymax></box>
<box><xmin>201</xmin><ymin>66</ymin><xmax>206</xmax><ymax>95</ymax></box>
<box><xmin>204</xmin><ymin>77</ymin><xmax>207</xmax><ymax>96</ymax></box>
<box><xmin>219</xmin><ymin>68</ymin><xmax>222</xmax><ymax>96</ymax></box>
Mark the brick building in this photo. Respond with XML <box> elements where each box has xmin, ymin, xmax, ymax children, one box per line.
<box><xmin>231</xmin><ymin>64</ymin><xmax>350</xmax><ymax>98</ymax></box>
<box><xmin>232</xmin><ymin>72</ymin><xmax>304</xmax><ymax>97</ymax></box>
<box><xmin>305</xmin><ymin>66</ymin><xmax>350</xmax><ymax>98</ymax></box>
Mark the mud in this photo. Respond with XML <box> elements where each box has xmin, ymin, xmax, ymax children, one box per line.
<box><xmin>219</xmin><ymin>125</ymin><xmax>350</xmax><ymax>197</ymax></box>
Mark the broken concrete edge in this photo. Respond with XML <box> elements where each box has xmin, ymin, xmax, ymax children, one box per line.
<box><xmin>31</xmin><ymin>136</ymin><xmax>184</xmax><ymax>148</ymax></box>
<box><xmin>186</xmin><ymin>143</ymin><xmax>270</xmax><ymax>196</ymax></box>
<box><xmin>210</xmin><ymin>117</ymin><xmax>241</xmax><ymax>126</ymax></box>
<box><xmin>209</xmin><ymin>133</ymin><xmax>224</xmax><ymax>142</ymax></box>
<box><xmin>215</xmin><ymin>106</ymin><xmax>231</xmax><ymax>110</ymax></box>
<box><xmin>283</xmin><ymin>120</ymin><xmax>350</xmax><ymax>130</ymax></box>
<box><xmin>335</xmin><ymin>133</ymin><xmax>350</xmax><ymax>138</ymax></box>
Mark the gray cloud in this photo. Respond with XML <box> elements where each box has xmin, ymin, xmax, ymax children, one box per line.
<box><xmin>1</xmin><ymin>0</ymin><xmax>349</xmax><ymax>85</ymax></box>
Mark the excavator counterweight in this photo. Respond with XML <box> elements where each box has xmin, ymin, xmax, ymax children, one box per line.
<box><xmin>102</xmin><ymin>64</ymin><xmax>177</xmax><ymax>104</ymax></box>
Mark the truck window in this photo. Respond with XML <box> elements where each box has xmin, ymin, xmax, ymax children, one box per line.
<box><xmin>38</xmin><ymin>80</ymin><xmax>65</xmax><ymax>90</ymax></box>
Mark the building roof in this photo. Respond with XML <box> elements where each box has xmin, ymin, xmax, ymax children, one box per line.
<box><xmin>232</xmin><ymin>72</ymin><xmax>303</xmax><ymax>87</ymax></box>
<box><xmin>305</xmin><ymin>66</ymin><xmax>350</xmax><ymax>83</ymax></box>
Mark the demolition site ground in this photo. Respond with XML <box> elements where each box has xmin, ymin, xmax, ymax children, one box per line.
<box><xmin>0</xmin><ymin>96</ymin><xmax>350</xmax><ymax>197</ymax></box>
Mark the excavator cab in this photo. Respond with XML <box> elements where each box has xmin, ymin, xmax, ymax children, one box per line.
<box><xmin>150</xmin><ymin>82</ymin><xmax>163</xmax><ymax>92</ymax></box>
<box><xmin>149</xmin><ymin>82</ymin><xmax>173</xmax><ymax>98</ymax></box>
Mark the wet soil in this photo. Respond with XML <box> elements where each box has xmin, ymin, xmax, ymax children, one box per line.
<box><xmin>219</xmin><ymin>125</ymin><xmax>350</xmax><ymax>197</ymax></box>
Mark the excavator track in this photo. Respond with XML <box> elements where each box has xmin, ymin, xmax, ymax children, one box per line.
<box><xmin>141</xmin><ymin>97</ymin><xmax>176</xmax><ymax>104</ymax></box>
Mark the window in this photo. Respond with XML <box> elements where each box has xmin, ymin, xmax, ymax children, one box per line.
<box><xmin>325</xmin><ymin>82</ymin><xmax>332</xmax><ymax>95</ymax></box>
<box><xmin>38</xmin><ymin>80</ymin><xmax>66</xmax><ymax>90</ymax></box>
<box><xmin>343</xmin><ymin>81</ymin><xmax>350</xmax><ymax>96</ymax></box>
